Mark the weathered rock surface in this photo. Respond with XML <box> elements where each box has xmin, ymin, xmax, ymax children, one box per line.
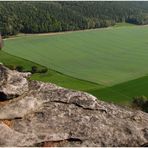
<box><xmin>0</xmin><ymin>65</ymin><xmax>31</xmax><ymax>100</ymax></box>
<box><xmin>0</xmin><ymin>64</ymin><xmax>148</xmax><ymax>147</ymax></box>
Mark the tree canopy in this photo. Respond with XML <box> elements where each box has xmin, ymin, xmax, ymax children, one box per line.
<box><xmin>0</xmin><ymin>1</ymin><xmax>148</xmax><ymax>36</ymax></box>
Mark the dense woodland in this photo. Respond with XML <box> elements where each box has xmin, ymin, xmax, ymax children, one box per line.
<box><xmin>0</xmin><ymin>1</ymin><xmax>148</xmax><ymax>36</ymax></box>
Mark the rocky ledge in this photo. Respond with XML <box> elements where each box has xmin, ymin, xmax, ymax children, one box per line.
<box><xmin>0</xmin><ymin>64</ymin><xmax>148</xmax><ymax>147</ymax></box>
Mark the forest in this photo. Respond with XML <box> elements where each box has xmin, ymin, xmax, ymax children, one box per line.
<box><xmin>0</xmin><ymin>1</ymin><xmax>148</xmax><ymax>36</ymax></box>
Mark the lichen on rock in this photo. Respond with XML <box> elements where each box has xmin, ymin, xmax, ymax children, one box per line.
<box><xmin>0</xmin><ymin>64</ymin><xmax>148</xmax><ymax>147</ymax></box>
<box><xmin>0</xmin><ymin>64</ymin><xmax>31</xmax><ymax>100</ymax></box>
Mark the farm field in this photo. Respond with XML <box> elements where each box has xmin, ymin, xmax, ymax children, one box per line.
<box><xmin>4</xmin><ymin>25</ymin><xmax>148</xmax><ymax>86</ymax></box>
<box><xmin>0</xmin><ymin>50</ymin><xmax>44</xmax><ymax>71</ymax></box>
<box><xmin>0</xmin><ymin>51</ymin><xmax>102</xmax><ymax>91</ymax></box>
<box><xmin>88</xmin><ymin>75</ymin><xmax>148</xmax><ymax>105</ymax></box>
<box><xmin>1</xmin><ymin>50</ymin><xmax>148</xmax><ymax>105</ymax></box>
<box><xmin>2</xmin><ymin>24</ymin><xmax>148</xmax><ymax>105</ymax></box>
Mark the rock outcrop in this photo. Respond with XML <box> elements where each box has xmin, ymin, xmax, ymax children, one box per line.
<box><xmin>0</xmin><ymin>64</ymin><xmax>148</xmax><ymax>147</ymax></box>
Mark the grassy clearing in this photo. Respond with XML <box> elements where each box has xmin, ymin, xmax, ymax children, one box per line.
<box><xmin>3</xmin><ymin>25</ymin><xmax>148</xmax><ymax>87</ymax></box>
<box><xmin>0</xmin><ymin>50</ymin><xmax>102</xmax><ymax>91</ymax></box>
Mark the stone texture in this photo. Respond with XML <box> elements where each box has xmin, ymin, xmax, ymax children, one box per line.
<box><xmin>0</xmin><ymin>64</ymin><xmax>31</xmax><ymax>100</ymax></box>
<box><xmin>0</xmin><ymin>65</ymin><xmax>148</xmax><ymax>147</ymax></box>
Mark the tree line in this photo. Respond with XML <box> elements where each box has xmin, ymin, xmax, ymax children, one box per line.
<box><xmin>0</xmin><ymin>1</ymin><xmax>148</xmax><ymax>37</ymax></box>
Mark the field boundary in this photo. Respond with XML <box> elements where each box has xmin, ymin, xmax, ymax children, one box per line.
<box><xmin>5</xmin><ymin>23</ymin><xmax>148</xmax><ymax>41</ymax></box>
<box><xmin>2</xmin><ymin>50</ymin><xmax>103</xmax><ymax>88</ymax></box>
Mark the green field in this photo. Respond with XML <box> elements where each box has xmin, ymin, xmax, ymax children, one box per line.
<box><xmin>0</xmin><ymin>50</ymin><xmax>44</xmax><ymax>71</ymax></box>
<box><xmin>88</xmin><ymin>76</ymin><xmax>148</xmax><ymax>105</ymax></box>
<box><xmin>4</xmin><ymin>25</ymin><xmax>148</xmax><ymax>86</ymax></box>
<box><xmin>0</xmin><ymin>51</ymin><xmax>102</xmax><ymax>91</ymax></box>
<box><xmin>2</xmin><ymin>24</ymin><xmax>148</xmax><ymax>105</ymax></box>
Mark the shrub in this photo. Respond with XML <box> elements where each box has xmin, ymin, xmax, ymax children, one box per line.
<box><xmin>132</xmin><ymin>96</ymin><xmax>148</xmax><ymax>113</ymax></box>
<box><xmin>31</xmin><ymin>66</ymin><xmax>38</xmax><ymax>74</ymax></box>
<box><xmin>5</xmin><ymin>64</ymin><xmax>16</xmax><ymax>70</ymax></box>
<box><xmin>39</xmin><ymin>68</ymin><xmax>48</xmax><ymax>73</ymax></box>
<box><xmin>16</xmin><ymin>65</ymin><xmax>24</xmax><ymax>72</ymax></box>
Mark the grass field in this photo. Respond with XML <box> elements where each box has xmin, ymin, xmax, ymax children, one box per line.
<box><xmin>2</xmin><ymin>24</ymin><xmax>148</xmax><ymax>105</ymax></box>
<box><xmin>4</xmin><ymin>25</ymin><xmax>148</xmax><ymax>86</ymax></box>
<box><xmin>88</xmin><ymin>75</ymin><xmax>148</xmax><ymax>105</ymax></box>
<box><xmin>0</xmin><ymin>51</ymin><xmax>102</xmax><ymax>91</ymax></box>
<box><xmin>113</xmin><ymin>22</ymin><xmax>136</xmax><ymax>27</ymax></box>
<box><xmin>0</xmin><ymin>50</ymin><xmax>43</xmax><ymax>71</ymax></box>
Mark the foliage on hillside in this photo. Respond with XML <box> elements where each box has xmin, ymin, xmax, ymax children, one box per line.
<box><xmin>0</xmin><ymin>1</ymin><xmax>148</xmax><ymax>36</ymax></box>
<box><xmin>132</xmin><ymin>96</ymin><xmax>148</xmax><ymax>113</ymax></box>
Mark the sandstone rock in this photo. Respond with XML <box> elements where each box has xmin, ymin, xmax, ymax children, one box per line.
<box><xmin>0</xmin><ymin>65</ymin><xmax>148</xmax><ymax>146</ymax></box>
<box><xmin>0</xmin><ymin>64</ymin><xmax>31</xmax><ymax>100</ymax></box>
